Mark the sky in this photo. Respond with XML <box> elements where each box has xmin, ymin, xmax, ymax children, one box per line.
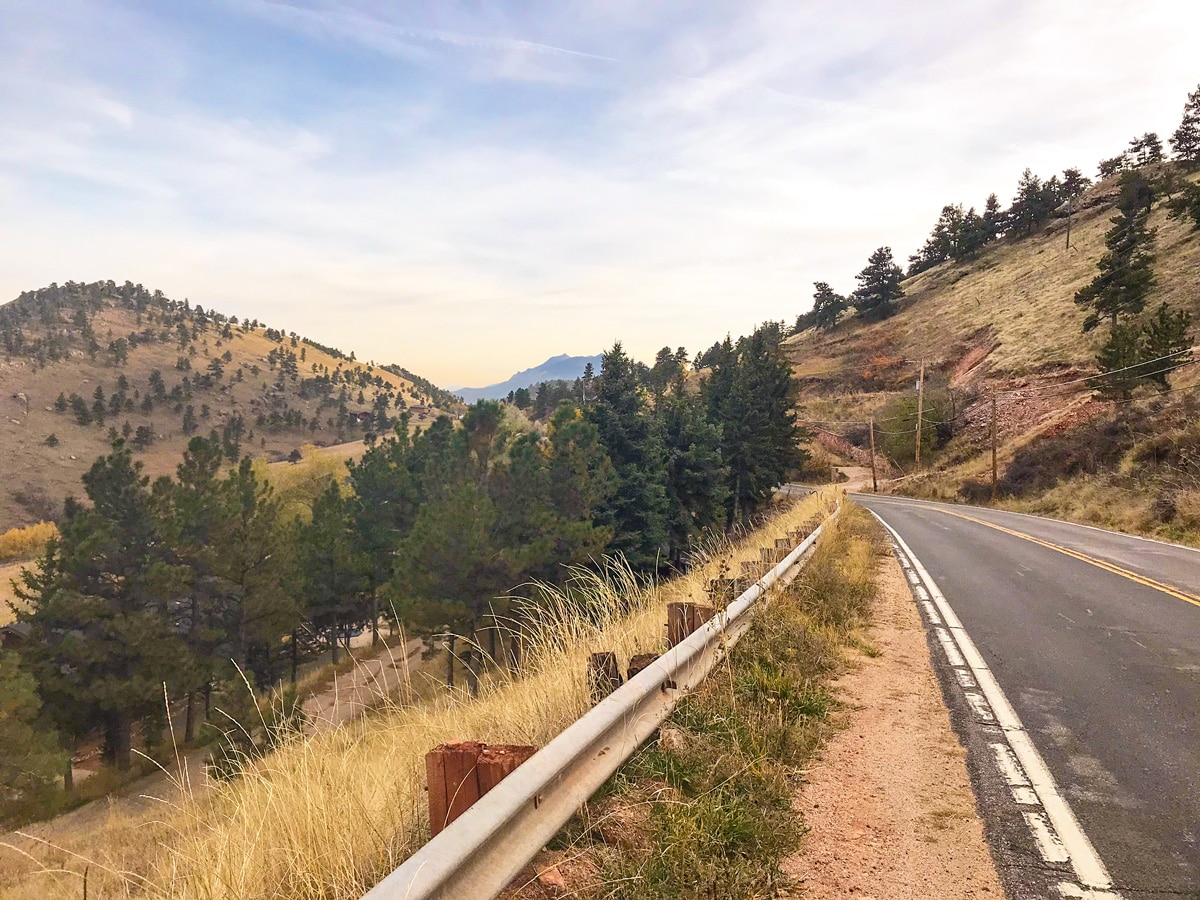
<box><xmin>2</xmin><ymin>2</ymin><xmax>1198</xmax><ymax>387</ymax></box>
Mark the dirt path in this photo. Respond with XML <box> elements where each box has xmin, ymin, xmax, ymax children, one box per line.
<box><xmin>781</xmin><ymin>545</ymin><xmax>1002</xmax><ymax>898</ymax></box>
<box><xmin>302</xmin><ymin>637</ymin><xmax>425</xmax><ymax>731</ymax></box>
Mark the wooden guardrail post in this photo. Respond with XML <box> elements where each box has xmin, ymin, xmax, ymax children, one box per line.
<box><xmin>667</xmin><ymin>602</ymin><xmax>717</xmax><ymax>647</ymax></box>
<box><xmin>427</xmin><ymin>741</ymin><xmax>537</xmax><ymax>836</ymax></box>
<box><xmin>627</xmin><ymin>653</ymin><xmax>658</xmax><ymax>680</ymax></box>
<box><xmin>587</xmin><ymin>652</ymin><xmax>622</xmax><ymax>702</ymax></box>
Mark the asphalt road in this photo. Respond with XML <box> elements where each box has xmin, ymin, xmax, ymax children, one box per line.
<box><xmin>856</xmin><ymin>493</ymin><xmax>1200</xmax><ymax>900</ymax></box>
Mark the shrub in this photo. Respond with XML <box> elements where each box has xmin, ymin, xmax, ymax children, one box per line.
<box><xmin>0</xmin><ymin>521</ymin><xmax>59</xmax><ymax>562</ymax></box>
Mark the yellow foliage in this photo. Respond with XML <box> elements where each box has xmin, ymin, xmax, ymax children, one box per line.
<box><xmin>0</xmin><ymin>521</ymin><xmax>59</xmax><ymax>563</ymax></box>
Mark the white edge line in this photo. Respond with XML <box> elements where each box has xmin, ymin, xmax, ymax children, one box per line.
<box><xmin>871</xmin><ymin>511</ymin><xmax>1118</xmax><ymax>893</ymax></box>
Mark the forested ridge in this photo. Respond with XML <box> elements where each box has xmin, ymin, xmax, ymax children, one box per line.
<box><xmin>1</xmin><ymin>325</ymin><xmax>803</xmax><ymax>822</ymax></box>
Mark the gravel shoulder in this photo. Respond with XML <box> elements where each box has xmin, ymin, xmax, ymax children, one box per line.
<box><xmin>781</xmin><ymin>544</ymin><xmax>1002</xmax><ymax>899</ymax></box>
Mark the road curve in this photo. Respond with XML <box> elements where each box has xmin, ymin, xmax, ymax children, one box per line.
<box><xmin>856</xmin><ymin>493</ymin><xmax>1200</xmax><ymax>900</ymax></box>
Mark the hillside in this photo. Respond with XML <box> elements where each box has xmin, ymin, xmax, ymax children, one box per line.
<box><xmin>787</xmin><ymin>168</ymin><xmax>1200</xmax><ymax>540</ymax></box>
<box><xmin>453</xmin><ymin>352</ymin><xmax>602</xmax><ymax>403</ymax></box>
<box><xmin>0</xmin><ymin>281</ymin><xmax>454</xmax><ymax>531</ymax></box>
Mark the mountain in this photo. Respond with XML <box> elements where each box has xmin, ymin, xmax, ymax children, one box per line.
<box><xmin>454</xmin><ymin>353</ymin><xmax>602</xmax><ymax>403</ymax></box>
<box><xmin>786</xmin><ymin>166</ymin><xmax>1200</xmax><ymax>541</ymax></box>
<box><xmin>0</xmin><ymin>280</ymin><xmax>454</xmax><ymax>531</ymax></box>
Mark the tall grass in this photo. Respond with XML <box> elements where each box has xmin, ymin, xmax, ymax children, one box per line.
<box><xmin>543</xmin><ymin>505</ymin><xmax>884</xmax><ymax>899</ymax></box>
<box><xmin>1</xmin><ymin>491</ymin><xmax>833</xmax><ymax>900</ymax></box>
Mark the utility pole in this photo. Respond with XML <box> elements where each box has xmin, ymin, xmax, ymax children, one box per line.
<box><xmin>869</xmin><ymin>417</ymin><xmax>878</xmax><ymax>493</ymax></box>
<box><xmin>991</xmin><ymin>393</ymin><xmax>998</xmax><ymax>502</ymax></box>
<box><xmin>1065</xmin><ymin>194</ymin><xmax>1074</xmax><ymax>251</ymax></box>
<box><xmin>914</xmin><ymin>360</ymin><xmax>925</xmax><ymax>468</ymax></box>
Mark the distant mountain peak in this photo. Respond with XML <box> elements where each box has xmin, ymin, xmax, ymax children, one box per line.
<box><xmin>454</xmin><ymin>353</ymin><xmax>601</xmax><ymax>403</ymax></box>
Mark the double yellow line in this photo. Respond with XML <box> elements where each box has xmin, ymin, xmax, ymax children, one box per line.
<box><xmin>936</xmin><ymin>507</ymin><xmax>1200</xmax><ymax>611</ymax></box>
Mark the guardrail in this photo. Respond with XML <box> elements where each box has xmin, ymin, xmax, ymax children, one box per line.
<box><xmin>362</xmin><ymin>509</ymin><xmax>835</xmax><ymax>900</ymax></box>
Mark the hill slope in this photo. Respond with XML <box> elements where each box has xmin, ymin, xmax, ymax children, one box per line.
<box><xmin>0</xmin><ymin>281</ymin><xmax>453</xmax><ymax>530</ymax></box>
<box><xmin>786</xmin><ymin>169</ymin><xmax>1200</xmax><ymax>539</ymax></box>
<box><xmin>454</xmin><ymin>353</ymin><xmax>601</xmax><ymax>402</ymax></box>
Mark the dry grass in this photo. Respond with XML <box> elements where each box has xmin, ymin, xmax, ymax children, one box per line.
<box><xmin>0</xmin><ymin>562</ymin><xmax>31</xmax><ymax>627</ymax></box>
<box><xmin>786</xmin><ymin>173</ymin><xmax>1200</xmax><ymax>394</ymax></box>
<box><xmin>0</xmin><ymin>491</ymin><xmax>834</xmax><ymax>900</ymax></box>
<box><xmin>0</xmin><ymin>303</ymin><xmax>434</xmax><ymax>532</ymax></box>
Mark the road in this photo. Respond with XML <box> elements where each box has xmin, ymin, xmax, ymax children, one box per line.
<box><xmin>856</xmin><ymin>493</ymin><xmax>1200</xmax><ymax>900</ymax></box>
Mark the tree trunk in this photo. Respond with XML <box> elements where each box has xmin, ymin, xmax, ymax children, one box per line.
<box><xmin>330</xmin><ymin>624</ymin><xmax>341</xmax><ymax>666</ymax></box>
<box><xmin>445</xmin><ymin>633</ymin><xmax>456</xmax><ymax>688</ymax></box>
<box><xmin>63</xmin><ymin>747</ymin><xmax>74</xmax><ymax>792</ymax></box>
<box><xmin>465</xmin><ymin>649</ymin><xmax>479</xmax><ymax>697</ymax></box>
<box><xmin>371</xmin><ymin>589</ymin><xmax>380</xmax><ymax>648</ymax></box>
<box><xmin>487</xmin><ymin>619</ymin><xmax>497</xmax><ymax>666</ymax></box>
<box><xmin>290</xmin><ymin>629</ymin><xmax>299</xmax><ymax>684</ymax></box>
<box><xmin>106</xmin><ymin>712</ymin><xmax>133</xmax><ymax>771</ymax></box>
<box><xmin>184</xmin><ymin>691</ymin><xmax>196</xmax><ymax>743</ymax></box>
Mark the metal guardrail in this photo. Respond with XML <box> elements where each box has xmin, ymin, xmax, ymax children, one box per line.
<box><xmin>362</xmin><ymin>511</ymin><xmax>834</xmax><ymax>900</ymax></box>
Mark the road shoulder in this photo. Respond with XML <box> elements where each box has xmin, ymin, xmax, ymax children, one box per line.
<box><xmin>781</xmin><ymin>542</ymin><xmax>1002</xmax><ymax>899</ymax></box>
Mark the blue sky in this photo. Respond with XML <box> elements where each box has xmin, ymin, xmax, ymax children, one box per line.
<box><xmin>2</xmin><ymin>1</ymin><xmax>1198</xmax><ymax>386</ymax></box>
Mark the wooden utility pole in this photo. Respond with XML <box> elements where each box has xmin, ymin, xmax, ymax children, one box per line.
<box><xmin>1064</xmin><ymin>195</ymin><xmax>1074</xmax><ymax>251</ymax></box>
<box><xmin>991</xmin><ymin>393</ymin><xmax>998</xmax><ymax>502</ymax></box>
<box><xmin>914</xmin><ymin>361</ymin><xmax>925</xmax><ymax>468</ymax></box>
<box><xmin>869</xmin><ymin>417</ymin><xmax>878</xmax><ymax>493</ymax></box>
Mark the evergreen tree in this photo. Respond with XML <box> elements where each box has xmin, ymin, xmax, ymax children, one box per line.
<box><xmin>1129</xmin><ymin>132</ymin><xmax>1164</xmax><ymax>167</ymax></box>
<box><xmin>1061</xmin><ymin>167</ymin><xmax>1092</xmax><ymax>200</ymax></box>
<box><xmin>347</xmin><ymin>425</ymin><xmax>419</xmax><ymax>646</ymax></box>
<box><xmin>0</xmin><ymin>651</ymin><xmax>66</xmax><ymax>823</ymax></box>
<box><xmin>296</xmin><ymin>482</ymin><xmax>368</xmax><ymax>665</ymax></box>
<box><xmin>851</xmin><ymin>247</ymin><xmax>904</xmax><ymax>321</ymax></box>
<box><xmin>1007</xmin><ymin>168</ymin><xmax>1053</xmax><ymax>236</ymax></box>
<box><xmin>1074</xmin><ymin>195</ymin><xmax>1157</xmax><ymax>332</ymax></box>
<box><xmin>588</xmin><ymin>343</ymin><xmax>669</xmax><ymax>570</ymax></box>
<box><xmin>1138</xmin><ymin>303</ymin><xmax>1193</xmax><ymax>388</ymax></box>
<box><xmin>656</xmin><ymin>385</ymin><xmax>728</xmax><ymax>562</ymax></box>
<box><xmin>810</xmin><ymin>282</ymin><xmax>848</xmax><ymax>330</ymax></box>
<box><xmin>1167</xmin><ymin>181</ymin><xmax>1200</xmax><ymax>231</ymax></box>
<box><xmin>15</xmin><ymin>444</ymin><xmax>191</xmax><ymax>770</ymax></box>
<box><xmin>1170</xmin><ymin>84</ymin><xmax>1200</xmax><ymax>167</ymax></box>
<box><xmin>982</xmin><ymin>192</ymin><xmax>1004</xmax><ymax>241</ymax></box>
<box><xmin>704</xmin><ymin>326</ymin><xmax>806</xmax><ymax>523</ymax></box>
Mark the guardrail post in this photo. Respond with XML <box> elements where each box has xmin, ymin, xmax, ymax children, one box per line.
<box><xmin>627</xmin><ymin>652</ymin><xmax>658</xmax><ymax>680</ymax></box>
<box><xmin>427</xmin><ymin>741</ymin><xmax>537</xmax><ymax>836</ymax></box>
<box><xmin>587</xmin><ymin>652</ymin><xmax>622</xmax><ymax>702</ymax></box>
<box><xmin>667</xmin><ymin>603</ymin><xmax>717</xmax><ymax>647</ymax></box>
<box><xmin>427</xmin><ymin>742</ymin><xmax>484</xmax><ymax>837</ymax></box>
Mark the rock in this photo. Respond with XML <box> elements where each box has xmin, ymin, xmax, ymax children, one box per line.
<box><xmin>536</xmin><ymin>865</ymin><xmax>566</xmax><ymax>890</ymax></box>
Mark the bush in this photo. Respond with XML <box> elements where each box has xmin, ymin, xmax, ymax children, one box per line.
<box><xmin>0</xmin><ymin>521</ymin><xmax>59</xmax><ymax>562</ymax></box>
<box><xmin>998</xmin><ymin>412</ymin><xmax>1140</xmax><ymax>497</ymax></box>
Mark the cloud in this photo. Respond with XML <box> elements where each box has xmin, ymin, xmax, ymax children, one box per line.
<box><xmin>2</xmin><ymin>0</ymin><xmax>1200</xmax><ymax>384</ymax></box>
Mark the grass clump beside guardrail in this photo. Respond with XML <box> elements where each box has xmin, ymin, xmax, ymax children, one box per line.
<box><xmin>1</xmin><ymin>492</ymin><xmax>833</xmax><ymax>900</ymax></box>
<box><xmin>542</xmin><ymin>504</ymin><xmax>884</xmax><ymax>899</ymax></box>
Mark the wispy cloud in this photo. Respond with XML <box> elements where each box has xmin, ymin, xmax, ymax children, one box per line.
<box><xmin>2</xmin><ymin>0</ymin><xmax>1199</xmax><ymax>384</ymax></box>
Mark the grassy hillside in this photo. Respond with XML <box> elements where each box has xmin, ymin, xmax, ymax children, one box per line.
<box><xmin>0</xmin><ymin>281</ymin><xmax>455</xmax><ymax>531</ymax></box>
<box><xmin>786</xmin><ymin>169</ymin><xmax>1200</xmax><ymax>541</ymax></box>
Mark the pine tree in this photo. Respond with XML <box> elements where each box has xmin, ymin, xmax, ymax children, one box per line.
<box><xmin>851</xmin><ymin>247</ymin><xmax>904</xmax><ymax>321</ymax></box>
<box><xmin>1074</xmin><ymin>200</ymin><xmax>1156</xmax><ymax>332</ymax></box>
<box><xmin>1170</xmin><ymin>84</ymin><xmax>1200</xmax><ymax>167</ymax></box>
<box><xmin>15</xmin><ymin>444</ymin><xmax>191</xmax><ymax>770</ymax></box>
<box><xmin>587</xmin><ymin>343</ymin><xmax>669</xmax><ymax>570</ymax></box>
<box><xmin>1007</xmin><ymin>168</ymin><xmax>1053</xmax><ymax>236</ymax></box>
<box><xmin>704</xmin><ymin>326</ymin><xmax>806</xmax><ymax>524</ymax></box>
<box><xmin>0</xmin><ymin>652</ymin><xmax>66</xmax><ymax>823</ymax></box>
<box><xmin>296</xmin><ymin>481</ymin><xmax>368</xmax><ymax>665</ymax></box>
<box><xmin>656</xmin><ymin>385</ymin><xmax>727</xmax><ymax>563</ymax></box>
<box><xmin>1138</xmin><ymin>303</ymin><xmax>1193</xmax><ymax>388</ymax></box>
<box><xmin>1129</xmin><ymin>132</ymin><xmax>1164</xmax><ymax>167</ymax></box>
<box><xmin>810</xmin><ymin>282</ymin><xmax>848</xmax><ymax>330</ymax></box>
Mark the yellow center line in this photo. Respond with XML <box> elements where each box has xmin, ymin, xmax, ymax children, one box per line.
<box><xmin>933</xmin><ymin>507</ymin><xmax>1200</xmax><ymax>611</ymax></box>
